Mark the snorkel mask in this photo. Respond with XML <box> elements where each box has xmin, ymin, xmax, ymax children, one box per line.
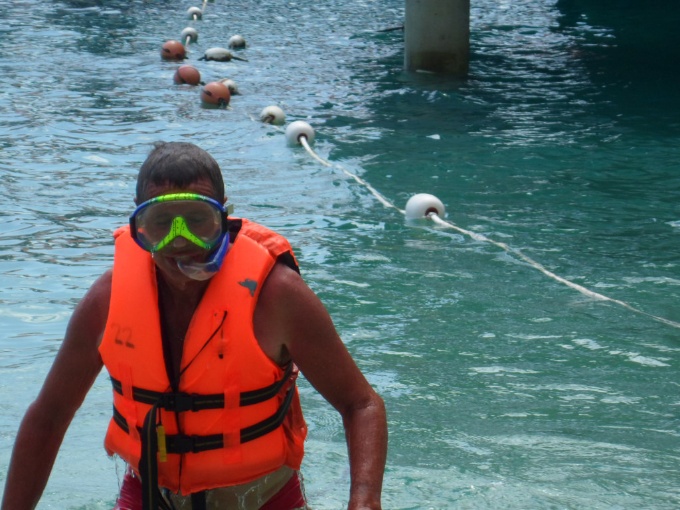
<box><xmin>129</xmin><ymin>192</ymin><xmax>232</xmax><ymax>281</ymax></box>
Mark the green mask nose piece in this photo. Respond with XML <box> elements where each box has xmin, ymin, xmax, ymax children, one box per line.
<box><xmin>152</xmin><ymin>216</ymin><xmax>213</xmax><ymax>252</ymax></box>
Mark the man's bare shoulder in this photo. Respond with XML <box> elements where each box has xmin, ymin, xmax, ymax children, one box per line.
<box><xmin>261</xmin><ymin>260</ymin><xmax>307</xmax><ymax>298</ymax></box>
<box><xmin>67</xmin><ymin>269</ymin><xmax>113</xmax><ymax>349</ymax></box>
<box><xmin>257</xmin><ymin>260</ymin><xmax>325</xmax><ymax>328</ymax></box>
<box><xmin>254</xmin><ymin>261</ymin><xmax>309</xmax><ymax>365</ymax></box>
<box><xmin>85</xmin><ymin>268</ymin><xmax>113</xmax><ymax>302</ymax></box>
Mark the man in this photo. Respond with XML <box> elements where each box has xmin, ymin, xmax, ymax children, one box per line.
<box><xmin>2</xmin><ymin>142</ymin><xmax>387</xmax><ymax>510</ymax></box>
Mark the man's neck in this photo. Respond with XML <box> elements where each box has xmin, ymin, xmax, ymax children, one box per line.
<box><xmin>156</xmin><ymin>271</ymin><xmax>209</xmax><ymax>308</ymax></box>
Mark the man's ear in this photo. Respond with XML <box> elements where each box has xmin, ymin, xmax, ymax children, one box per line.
<box><xmin>133</xmin><ymin>196</ymin><xmax>139</xmax><ymax>206</ymax></box>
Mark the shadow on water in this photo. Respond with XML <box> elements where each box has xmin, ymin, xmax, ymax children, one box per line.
<box><xmin>327</xmin><ymin>1</ymin><xmax>680</xmax><ymax>153</ymax></box>
<box><xmin>555</xmin><ymin>0</ymin><xmax>680</xmax><ymax>131</ymax></box>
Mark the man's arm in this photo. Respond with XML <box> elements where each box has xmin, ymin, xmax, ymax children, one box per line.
<box><xmin>256</xmin><ymin>263</ymin><xmax>387</xmax><ymax>510</ymax></box>
<box><xmin>1</xmin><ymin>271</ymin><xmax>111</xmax><ymax>510</ymax></box>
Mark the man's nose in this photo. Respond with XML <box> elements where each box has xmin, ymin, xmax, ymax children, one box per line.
<box><xmin>172</xmin><ymin>236</ymin><xmax>188</xmax><ymax>248</ymax></box>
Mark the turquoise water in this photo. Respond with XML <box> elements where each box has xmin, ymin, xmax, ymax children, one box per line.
<box><xmin>1</xmin><ymin>1</ymin><xmax>679</xmax><ymax>508</ymax></box>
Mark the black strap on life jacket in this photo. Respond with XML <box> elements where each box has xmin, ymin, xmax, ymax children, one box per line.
<box><xmin>110</xmin><ymin>362</ymin><xmax>294</xmax><ymax>411</ymax></box>
<box><xmin>112</xmin><ymin>383</ymin><xmax>296</xmax><ymax>448</ymax></box>
<box><xmin>110</xmin><ymin>363</ymin><xmax>297</xmax><ymax>510</ymax></box>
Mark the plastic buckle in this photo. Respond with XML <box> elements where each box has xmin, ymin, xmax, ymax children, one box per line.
<box><xmin>171</xmin><ymin>434</ymin><xmax>195</xmax><ymax>454</ymax></box>
<box><xmin>162</xmin><ymin>392</ymin><xmax>194</xmax><ymax>412</ymax></box>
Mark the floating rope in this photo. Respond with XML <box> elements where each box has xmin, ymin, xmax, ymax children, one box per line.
<box><xmin>291</xmin><ymin>125</ymin><xmax>680</xmax><ymax>330</ymax></box>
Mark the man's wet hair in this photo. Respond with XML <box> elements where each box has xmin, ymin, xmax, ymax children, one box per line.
<box><xmin>136</xmin><ymin>141</ymin><xmax>225</xmax><ymax>202</ymax></box>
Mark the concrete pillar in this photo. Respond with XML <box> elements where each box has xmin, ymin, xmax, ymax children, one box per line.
<box><xmin>404</xmin><ymin>0</ymin><xmax>470</xmax><ymax>76</ymax></box>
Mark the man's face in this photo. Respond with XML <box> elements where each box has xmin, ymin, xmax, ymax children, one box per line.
<box><xmin>139</xmin><ymin>178</ymin><xmax>225</xmax><ymax>288</ymax></box>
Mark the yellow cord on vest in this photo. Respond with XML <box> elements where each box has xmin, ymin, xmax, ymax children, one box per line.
<box><xmin>157</xmin><ymin>424</ymin><xmax>167</xmax><ymax>462</ymax></box>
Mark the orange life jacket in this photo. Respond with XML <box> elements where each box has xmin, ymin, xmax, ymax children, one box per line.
<box><xmin>99</xmin><ymin>219</ymin><xmax>307</xmax><ymax>498</ymax></box>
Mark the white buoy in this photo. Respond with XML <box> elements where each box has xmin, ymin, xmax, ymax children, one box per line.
<box><xmin>285</xmin><ymin>121</ymin><xmax>315</xmax><ymax>145</ymax></box>
<box><xmin>405</xmin><ymin>193</ymin><xmax>446</xmax><ymax>219</ymax></box>
<box><xmin>228</xmin><ymin>35</ymin><xmax>247</xmax><ymax>49</ymax></box>
<box><xmin>218</xmin><ymin>78</ymin><xmax>239</xmax><ymax>95</ymax></box>
<box><xmin>260</xmin><ymin>105</ymin><xmax>286</xmax><ymax>126</ymax></box>
<box><xmin>199</xmin><ymin>47</ymin><xmax>248</xmax><ymax>62</ymax></box>
<box><xmin>181</xmin><ymin>27</ymin><xmax>198</xmax><ymax>45</ymax></box>
<box><xmin>187</xmin><ymin>6</ymin><xmax>202</xmax><ymax>20</ymax></box>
